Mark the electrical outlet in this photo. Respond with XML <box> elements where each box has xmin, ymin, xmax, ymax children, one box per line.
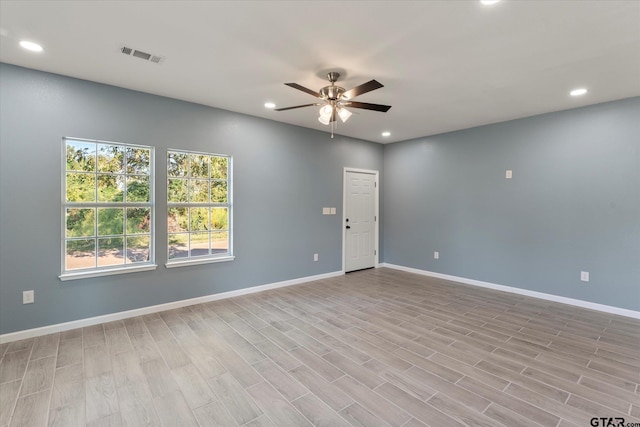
<box><xmin>434</xmin><ymin>251</ymin><xmax>439</xmax><ymax>260</ymax></box>
<box><xmin>580</xmin><ymin>271</ymin><xmax>589</xmax><ymax>282</ymax></box>
<box><xmin>23</xmin><ymin>290</ymin><xmax>34</xmax><ymax>304</ymax></box>
<box><xmin>314</xmin><ymin>253</ymin><xmax>319</xmax><ymax>262</ymax></box>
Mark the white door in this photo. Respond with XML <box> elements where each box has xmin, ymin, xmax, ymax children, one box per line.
<box><xmin>344</xmin><ymin>170</ymin><xmax>377</xmax><ymax>272</ymax></box>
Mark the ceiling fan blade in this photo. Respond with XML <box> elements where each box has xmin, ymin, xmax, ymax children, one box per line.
<box><xmin>284</xmin><ymin>83</ymin><xmax>322</xmax><ymax>98</ymax></box>
<box><xmin>345</xmin><ymin>101</ymin><xmax>392</xmax><ymax>112</ymax></box>
<box><xmin>274</xmin><ymin>103</ymin><xmax>319</xmax><ymax>111</ymax></box>
<box><xmin>342</xmin><ymin>80</ymin><xmax>384</xmax><ymax>99</ymax></box>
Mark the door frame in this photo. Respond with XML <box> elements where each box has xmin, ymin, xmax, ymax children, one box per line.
<box><xmin>342</xmin><ymin>167</ymin><xmax>380</xmax><ymax>273</ymax></box>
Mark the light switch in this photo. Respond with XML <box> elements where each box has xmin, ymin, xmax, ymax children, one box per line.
<box><xmin>506</xmin><ymin>170</ymin><xmax>513</xmax><ymax>179</ymax></box>
<box><xmin>322</xmin><ymin>207</ymin><xmax>330</xmax><ymax>215</ymax></box>
<box><xmin>330</xmin><ymin>208</ymin><xmax>336</xmax><ymax>215</ymax></box>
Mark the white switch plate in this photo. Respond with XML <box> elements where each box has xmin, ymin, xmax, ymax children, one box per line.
<box><xmin>330</xmin><ymin>207</ymin><xmax>336</xmax><ymax>215</ymax></box>
<box><xmin>322</xmin><ymin>207</ymin><xmax>330</xmax><ymax>215</ymax></box>
<box><xmin>313</xmin><ymin>253</ymin><xmax>319</xmax><ymax>261</ymax></box>
<box><xmin>434</xmin><ymin>251</ymin><xmax>439</xmax><ymax>259</ymax></box>
<box><xmin>580</xmin><ymin>271</ymin><xmax>589</xmax><ymax>282</ymax></box>
<box><xmin>23</xmin><ymin>290</ymin><xmax>34</xmax><ymax>304</ymax></box>
<box><xmin>506</xmin><ymin>170</ymin><xmax>513</xmax><ymax>179</ymax></box>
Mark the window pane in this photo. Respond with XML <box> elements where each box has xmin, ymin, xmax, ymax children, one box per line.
<box><xmin>98</xmin><ymin>208</ymin><xmax>124</xmax><ymax>236</ymax></box>
<box><xmin>126</xmin><ymin>148</ymin><xmax>150</xmax><ymax>175</ymax></box>
<box><xmin>166</xmin><ymin>150</ymin><xmax>231</xmax><ymax>264</ymax></box>
<box><xmin>210</xmin><ymin>208</ymin><xmax>228</xmax><ymax>230</ymax></box>
<box><xmin>63</xmin><ymin>138</ymin><xmax>154</xmax><ymax>274</ymax></box>
<box><xmin>210</xmin><ymin>157</ymin><xmax>228</xmax><ymax>180</ymax></box>
<box><xmin>189</xmin><ymin>154</ymin><xmax>208</xmax><ymax>177</ymax></box>
<box><xmin>190</xmin><ymin>207</ymin><xmax>209</xmax><ymax>231</ymax></box>
<box><xmin>127</xmin><ymin>208</ymin><xmax>150</xmax><ymax>234</ymax></box>
<box><xmin>66</xmin><ymin>140</ymin><xmax>96</xmax><ymax>172</ymax></box>
<box><xmin>168</xmin><ymin>152</ymin><xmax>188</xmax><ymax>177</ymax></box>
<box><xmin>211</xmin><ymin>231</ymin><xmax>229</xmax><ymax>255</ymax></box>
<box><xmin>97</xmin><ymin>175</ymin><xmax>125</xmax><ymax>202</ymax></box>
<box><xmin>168</xmin><ymin>207</ymin><xmax>188</xmax><ymax>233</ymax></box>
<box><xmin>126</xmin><ymin>176</ymin><xmax>150</xmax><ymax>202</ymax></box>
<box><xmin>168</xmin><ymin>178</ymin><xmax>187</xmax><ymax>203</ymax></box>
<box><xmin>211</xmin><ymin>181</ymin><xmax>228</xmax><ymax>203</ymax></box>
<box><xmin>66</xmin><ymin>208</ymin><xmax>95</xmax><ymax>238</ymax></box>
<box><xmin>66</xmin><ymin>173</ymin><xmax>96</xmax><ymax>202</ymax></box>
<box><xmin>66</xmin><ymin>239</ymin><xmax>96</xmax><ymax>270</ymax></box>
<box><xmin>190</xmin><ymin>232</ymin><xmax>209</xmax><ymax>257</ymax></box>
<box><xmin>168</xmin><ymin>234</ymin><xmax>188</xmax><ymax>259</ymax></box>
<box><xmin>98</xmin><ymin>237</ymin><xmax>124</xmax><ymax>267</ymax></box>
<box><xmin>126</xmin><ymin>236</ymin><xmax>150</xmax><ymax>264</ymax></box>
<box><xmin>189</xmin><ymin>179</ymin><xmax>209</xmax><ymax>202</ymax></box>
<box><xmin>97</xmin><ymin>144</ymin><xmax>124</xmax><ymax>173</ymax></box>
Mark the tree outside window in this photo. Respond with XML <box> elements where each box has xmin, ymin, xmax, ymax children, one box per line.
<box><xmin>63</xmin><ymin>138</ymin><xmax>154</xmax><ymax>273</ymax></box>
<box><xmin>167</xmin><ymin>150</ymin><xmax>232</xmax><ymax>262</ymax></box>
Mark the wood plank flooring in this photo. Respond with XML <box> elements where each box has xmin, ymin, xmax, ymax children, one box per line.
<box><xmin>1</xmin><ymin>268</ymin><xmax>639</xmax><ymax>426</ymax></box>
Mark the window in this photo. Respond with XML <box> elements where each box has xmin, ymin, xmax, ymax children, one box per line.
<box><xmin>167</xmin><ymin>150</ymin><xmax>233</xmax><ymax>266</ymax></box>
<box><xmin>61</xmin><ymin>138</ymin><xmax>155</xmax><ymax>279</ymax></box>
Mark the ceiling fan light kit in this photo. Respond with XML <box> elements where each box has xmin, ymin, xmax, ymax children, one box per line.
<box><xmin>338</xmin><ymin>107</ymin><xmax>352</xmax><ymax>123</ymax></box>
<box><xmin>275</xmin><ymin>72</ymin><xmax>391</xmax><ymax>138</ymax></box>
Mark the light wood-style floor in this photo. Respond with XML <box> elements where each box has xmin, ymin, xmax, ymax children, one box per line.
<box><xmin>1</xmin><ymin>268</ymin><xmax>639</xmax><ymax>427</ymax></box>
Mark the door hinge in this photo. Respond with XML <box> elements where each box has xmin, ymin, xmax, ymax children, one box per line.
<box><xmin>374</xmin><ymin>216</ymin><xmax>377</xmax><ymax>221</ymax></box>
<box><xmin>374</xmin><ymin>182</ymin><xmax>377</xmax><ymax>188</ymax></box>
<box><xmin>374</xmin><ymin>250</ymin><xmax>377</xmax><ymax>255</ymax></box>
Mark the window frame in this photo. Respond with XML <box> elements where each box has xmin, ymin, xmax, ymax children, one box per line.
<box><xmin>165</xmin><ymin>148</ymin><xmax>234</xmax><ymax>268</ymax></box>
<box><xmin>59</xmin><ymin>137</ymin><xmax>156</xmax><ymax>281</ymax></box>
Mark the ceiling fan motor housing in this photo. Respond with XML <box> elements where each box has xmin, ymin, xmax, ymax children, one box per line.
<box><xmin>320</xmin><ymin>85</ymin><xmax>345</xmax><ymax>101</ymax></box>
<box><xmin>320</xmin><ymin>71</ymin><xmax>346</xmax><ymax>101</ymax></box>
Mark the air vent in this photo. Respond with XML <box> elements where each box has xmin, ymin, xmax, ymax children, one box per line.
<box><xmin>132</xmin><ymin>50</ymin><xmax>151</xmax><ymax>60</ymax></box>
<box><xmin>119</xmin><ymin>45</ymin><xmax>165</xmax><ymax>64</ymax></box>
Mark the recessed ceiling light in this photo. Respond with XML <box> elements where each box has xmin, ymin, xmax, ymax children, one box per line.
<box><xmin>382</xmin><ymin>131</ymin><xmax>391</xmax><ymax>137</ymax></box>
<box><xmin>480</xmin><ymin>0</ymin><xmax>500</xmax><ymax>5</ymax></box>
<box><xmin>264</xmin><ymin>102</ymin><xmax>276</xmax><ymax>109</ymax></box>
<box><xmin>570</xmin><ymin>88</ymin><xmax>588</xmax><ymax>97</ymax></box>
<box><xmin>19</xmin><ymin>40</ymin><xmax>43</xmax><ymax>52</ymax></box>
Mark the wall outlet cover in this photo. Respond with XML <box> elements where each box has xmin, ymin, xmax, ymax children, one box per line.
<box><xmin>506</xmin><ymin>170</ymin><xmax>513</xmax><ymax>179</ymax></box>
<box><xmin>23</xmin><ymin>290</ymin><xmax>34</xmax><ymax>304</ymax></box>
<box><xmin>580</xmin><ymin>271</ymin><xmax>589</xmax><ymax>282</ymax></box>
<box><xmin>434</xmin><ymin>251</ymin><xmax>439</xmax><ymax>259</ymax></box>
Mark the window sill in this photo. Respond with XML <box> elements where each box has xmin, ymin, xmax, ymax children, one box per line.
<box><xmin>165</xmin><ymin>256</ymin><xmax>235</xmax><ymax>269</ymax></box>
<box><xmin>59</xmin><ymin>264</ymin><xmax>158</xmax><ymax>281</ymax></box>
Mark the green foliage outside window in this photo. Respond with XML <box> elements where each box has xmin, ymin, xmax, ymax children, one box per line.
<box><xmin>64</xmin><ymin>138</ymin><xmax>153</xmax><ymax>271</ymax></box>
<box><xmin>167</xmin><ymin>150</ymin><xmax>231</xmax><ymax>260</ymax></box>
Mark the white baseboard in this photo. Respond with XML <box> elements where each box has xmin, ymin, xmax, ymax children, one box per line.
<box><xmin>380</xmin><ymin>263</ymin><xmax>640</xmax><ymax>320</ymax></box>
<box><xmin>0</xmin><ymin>270</ymin><xmax>344</xmax><ymax>344</ymax></box>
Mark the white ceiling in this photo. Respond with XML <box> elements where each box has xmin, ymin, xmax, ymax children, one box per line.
<box><xmin>1</xmin><ymin>1</ymin><xmax>639</xmax><ymax>143</ymax></box>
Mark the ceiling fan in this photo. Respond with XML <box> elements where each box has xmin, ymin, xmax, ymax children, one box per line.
<box><xmin>275</xmin><ymin>72</ymin><xmax>391</xmax><ymax>137</ymax></box>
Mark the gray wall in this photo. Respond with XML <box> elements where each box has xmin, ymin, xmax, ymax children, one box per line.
<box><xmin>0</xmin><ymin>63</ymin><xmax>384</xmax><ymax>334</ymax></box>
<box><xmin>383</xmin><ymin>97</ymin><xmax>640</xmax><ymax>311</ymax></box>
<box><xmin>2</xmin><ymin>63</ymin><xmax>638</xmax><ymax>335</ymax></box>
